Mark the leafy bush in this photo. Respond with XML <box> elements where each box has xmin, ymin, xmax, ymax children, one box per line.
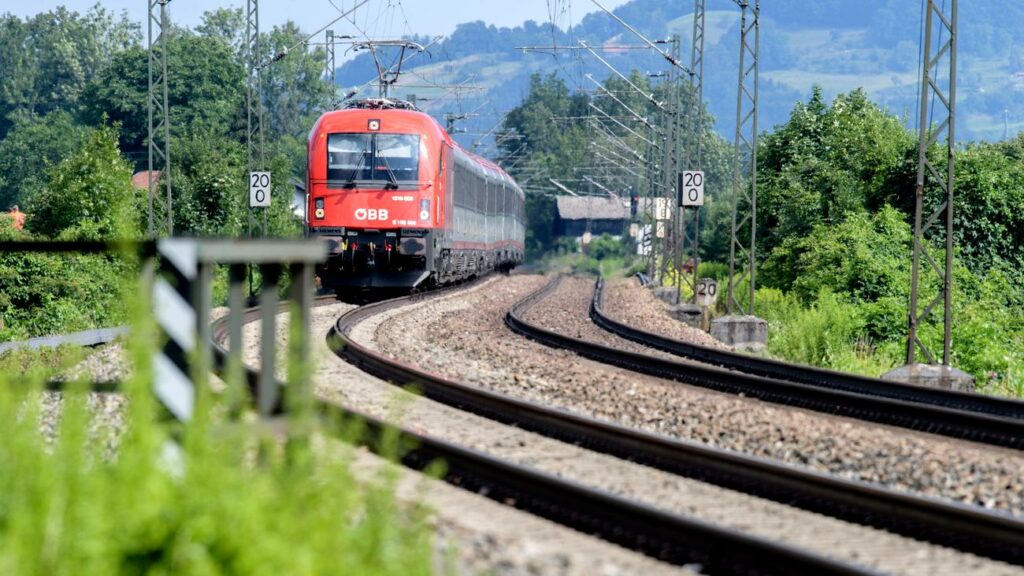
<box><xmin>0</xmin><ymin>111</ymin><xmax>93</xmax><ymax>210</ymax></box>
<box><xmin>761</xmin><ymin>206</ymin><xmax>911</xmax><ymax>307</ymax></box>
<box><xmin>587</xmin><ymin>234</ymin><xmax>625</xmax><ymax>261</ymax></box>
<box><xmin>27</xmin><ymin>123</ymin><xmax>140</xmax><ymax>240</ymax></box>
<box><xmin>0</xmin><ymin>246</ymin><xmax>133</xmax><ymax>341</ymax></box>
<box><xmin>758</xmin><ymin>287</ymin><xmax>900</xmax><ymax>376</ymax></box>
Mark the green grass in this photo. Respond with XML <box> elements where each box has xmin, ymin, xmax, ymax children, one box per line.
<box><xmin>0</xmin><ymin>287</ymin><xmax>437</xmax><ymax>575</ymax></box>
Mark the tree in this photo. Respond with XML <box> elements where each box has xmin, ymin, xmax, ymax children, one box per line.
<box><xmin>81</xmin><ymin>33</ymin><xmax>245</xmax><ymax>157</ymax></box>
<box><xmin>761</xmin><ymin>206</ymin><xmax>913</xmax><ymax>342</ymax></box>
<box><xmin>195</xmin><ymin>7</ymin><xmax>246</xmax><ymax>61</ymax></box>
<box><xmin>0</xmin><ymin>110</ymin><xmax>92</xmax><ymax>210</ymax></box>
<box><xmin>950</xmin><ymin>142</ymin><xmax>1024</xmax><ymax>270</ymax></box>
<box><xmin>172</xmin><ymin>129</ymin><xmax>244</xmax><ymax>236</ymax></box>
<box><xmin>0</xmin><ymin>6</ymin><xmax>139</xmax><ymax>138</ymax></box>
<box><xmin>27</xmin><ymin>123</ymin><xmax>139</xmax><ymax>239</ymax></box>
<box><xmin>756</xmin><ymin>88</ymin><xmax>915</xmax><ymax>258</ymax></box>
<box><xmin>260</xmin><ymin>22</ymin><xmax>333</xmax><ymax>142</ymax></box>
<box><xmin>761</xmin><ymin>206</ymin><xmax>911</xmax><ymax>305</ymax></box>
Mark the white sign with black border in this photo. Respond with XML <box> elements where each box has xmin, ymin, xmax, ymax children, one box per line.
<box><xmin>249</xmin><ymin>171</ymin><xmax>272</xmax><ymax>208</ymax></box>
<box><xmin>679</xmin><ymin>170</ymin><xmax>704</xmax><ymax>207</ymax></box>
<box><xmin>695</xmin><ymin>277</ymin><xmax>718</xmax><ymax>307</ymax></box>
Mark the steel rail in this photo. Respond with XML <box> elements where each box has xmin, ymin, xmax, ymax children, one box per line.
<box><xmin>513</xmin><ymin>277</ymin><xmax>1024</xmax><ymax>449</ymax></box>
<box><xmin>0</xmin><ymin>326</ymin><xmax>128</xmax><ymax>355</ymax></box>
<box><xmin>206</xmin><ymin>286</ymin><xmax>869</xmax><ymax>575</ymax></box>
<box><xmin>330</xmin><ymin>277</ymin><xmax>1024</xmax><ymax>566</ymax></box>
<box><xmin>591</xmin><ymin>277</ymin><xmax>1024</xmax><ymax>420</ymax></box>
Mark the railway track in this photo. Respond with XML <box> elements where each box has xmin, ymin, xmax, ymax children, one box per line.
<box><xmin>328</xmin><ymin>277</ymin><xmax>1024</xmax><ymax>568</ymax></box>
<box><xmin>511</xmin><ymin>276</ymin><xmax>1024</xmax><ymax>449</ymax></box>
<box><xmin>592</xmin><ymin>277</ymin><xmax>1024</xmax><ymax>420</ymax></box>
<box><xmin>212</xmin><ymin>283</ymin><xmax>865</xmax><ymax>575</ymax></box>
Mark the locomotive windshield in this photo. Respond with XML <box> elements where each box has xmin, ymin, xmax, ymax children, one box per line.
<box><xmin>327</xmin><ymin>133</ymin><xmax>420</xmax><ymax>186</ymax></box>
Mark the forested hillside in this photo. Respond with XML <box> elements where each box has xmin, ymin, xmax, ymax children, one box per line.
<box><xmin>337</xmin><ymin>0</ymin><xmax>1024</xmax><ymax>143</ymax></box>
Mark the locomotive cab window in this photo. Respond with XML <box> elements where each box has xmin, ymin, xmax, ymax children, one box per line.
<box><xmin>327</xmin><ymin>133</ymin><xmax>420</xmax><ymax>186</ymax></box>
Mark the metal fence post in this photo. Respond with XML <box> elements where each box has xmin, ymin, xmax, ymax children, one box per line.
<box><xmin>258</xmin><ymin>264</ymin><xmax>281</xmax><ymax>416</ymax></box>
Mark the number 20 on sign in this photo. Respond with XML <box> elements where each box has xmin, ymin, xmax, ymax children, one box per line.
<box><xmin>678</xmin><ymin>171</ymin><xmax>704</xmax><ymax>207</ymax></box>
<box><xmin>249</xmin><ymin>171</ymin><xmax>271</xmax><ymax>208</ymax></box>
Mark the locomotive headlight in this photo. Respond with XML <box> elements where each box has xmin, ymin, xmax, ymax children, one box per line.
<box><xmin>314</xmin><ymin>197</ymin><xmax>325</xmax><ymax>219</ymax></box>
<box><xmin>419</xmin><ymin>199</ymin><xmax>430</xmax><ymax>222</ymax></box>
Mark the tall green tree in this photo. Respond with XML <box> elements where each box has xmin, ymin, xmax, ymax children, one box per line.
<box><xmin>757</xmin><ymin>87</ymin><xmax>915</xmax><ymax>259</ymax></box>
<box><xmin>0</xmin><ymin>6</ymin><xmax>138</xmax><ymax>138</ymax></box>
<box><xmin>81</xmin><ymin>33</ymin><xmax>245</xmax><ymax>157</ymax></box>
<box><xmin>0</xmin><ymin>110</ymin><xmax>92</xmax><ymax>209</ymax></box>
<box><xmin>27</xmin><ymin>123</ymin><xmax>139</xmax><ymax>239</ymax></box>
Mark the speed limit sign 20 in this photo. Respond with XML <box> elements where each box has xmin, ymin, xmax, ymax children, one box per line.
<box><xmin>249</xmin><ymin>171</ymin><xmax>272</xmax><ymax>208</ymax></box>
<box><xmin>678</xmin><ymin>170</ymin><xmax>704</xmax><ymax>207</ymax></box>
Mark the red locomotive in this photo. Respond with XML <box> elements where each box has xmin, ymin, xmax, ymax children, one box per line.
<box><xmin>306</xmin><ymin>99</ymin><xmax>525</xmax><ymax>291</ymax></box>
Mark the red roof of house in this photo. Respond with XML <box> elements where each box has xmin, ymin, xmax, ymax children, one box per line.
<box><xmin>131</xmin><ymin>170</ymin><xmax>160</xmax><ymax>189</ymax></box>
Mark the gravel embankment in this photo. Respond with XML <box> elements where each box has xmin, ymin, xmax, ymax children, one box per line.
<box><xmin>37</xmin><ymin>390</ymin><xmax>126</xmax><ymax>456</ymax></box>
<box><xmin>29</xmin><ymin>343</ymin><xmax>130</xmax><ymax>452</ymax></box>
<box><xmin>374</xmin><ymin>274</ymin><xmax>1024</xmax><ymax>519</ymax></box>
<box><xmin>239</xmin><ymin>296</ymin><xmax>689</xmax><ymax>576</ymax></box>
<box><xmin>238</xmin><ymin>283</ymin><xmax>1024</xmax><ymax>575</ymax></box>
<box><xmin>603</xmin><ymin>277</ymin><xmax>730</xmax><ymax>349</ymax></box>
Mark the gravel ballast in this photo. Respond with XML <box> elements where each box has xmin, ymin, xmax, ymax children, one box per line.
<box><xmin>373</xmin><ymin>274</ymin><xmax>1024</xmax><ymax>519</ymax></box>
<box><xmin>338</xmin><ymin>277</ymin><xmax>1020</xmax><ymax>575</ymax></box>
<box><xmin>239</xmin><ymin>297</ymin><xmax>690</xmax><ymax>576</ymax></box>
<box><xmin>603</xmin><ymin>277</ymin><xmax>730</xmax><ymax>349</ymax></box>
<box><xmin>230</xmin><ymin>286</ymin><xmax>1024</xmax><ymax>575</ymax></box>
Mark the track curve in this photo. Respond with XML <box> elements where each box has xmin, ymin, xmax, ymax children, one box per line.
<box><xmin>510</xmin><ymin>276</ymin><xmax>1024</xmax><ymax>449</ymax></box>
<box><xmin>592</xmin><ymin>277</ymin><xmax>1024</xmax><ymax>419</ymax></box>
<box><xmin>327</xmin><ymin>276</ymin><xmax>1024</xmax><ymax>566</ymax></box>
<box><xmin>208</xmin><ymin>283</ymin><xmax>864</xmax><ymax>575</ymax></box>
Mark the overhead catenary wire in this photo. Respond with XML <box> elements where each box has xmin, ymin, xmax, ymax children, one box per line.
<box><xmin>590</xmin><ymin>102</ymin><xmax>656</xmax><ymax>146</ymax></box>
<box><xmin>260</xmin><ymin>0</ymin><xmax>370</xmax><ymax>70</ymax></box>
<box><xmin>590</xmin><ymin>0</ymin><xmax>690</xmax><ymax>73</ymax></box>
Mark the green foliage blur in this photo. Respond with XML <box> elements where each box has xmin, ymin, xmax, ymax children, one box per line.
<box><xmin>0</xmin><ymin>303</ymin><xmax>435</xmax><ymax>575</ymax></box>
<box><xmin>587</xmin><ymin>233</ymin><xmax>626</xmax><ymax>261</ymax></box>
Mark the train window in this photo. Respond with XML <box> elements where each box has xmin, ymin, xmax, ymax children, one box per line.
<box><xmin>327</xmin><ymin>133</ymin><xmax>372</xmax><ymax>181</ymax></box>
<box><xmin>326</xmin><ymin>133</ymin><xmax>420</xmax><ymax>185</ymax></box>
<box><xmin>375</xmin><ymin>134</ymin><xmax>420</xmax><ymax>182</ymax></box>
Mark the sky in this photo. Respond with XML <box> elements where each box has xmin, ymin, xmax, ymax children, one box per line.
<box><xmin>4</xmin><ymin>0</ymin><xmax>632</xmax><ymax>44</ymax></box>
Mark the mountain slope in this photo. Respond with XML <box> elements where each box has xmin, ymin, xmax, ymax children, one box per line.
<box><xmin>335</xmin><ymin>0</ymin><xmax>1024</xmax><ymax>149</ymax></box>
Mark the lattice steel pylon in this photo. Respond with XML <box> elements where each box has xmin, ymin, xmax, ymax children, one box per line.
<box><xmin>726</xmin><ymin>0</ymin><xmax>759</xmax><ymax>315</ymax></box>
<box><xmin>683</xmin><ymin>0</ymin><xmax>706</xmax><ymax>301</ymax></box>
<box><xmin>246</xmin><ymin>0</ymin><xmax>266</xmax><ymax>237</ymax></box>
<box><xmin>147</xmin><ymin>0</ymin><xmax>172</xmax><ymax>237</ymax></box>
<box><xmin>661</xmin><ymin>35</ymin><xmax>681</xmax><ymax>287</ymax></box>
<box><xmin>326</xmin><ymin>30</ymin><xmax>337</xmax><ymax>108</ymax></box>
<box><xmin>907</xmin><ymin>0</ymin><xmax>958</xmax><ymax>366</ymax></box>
